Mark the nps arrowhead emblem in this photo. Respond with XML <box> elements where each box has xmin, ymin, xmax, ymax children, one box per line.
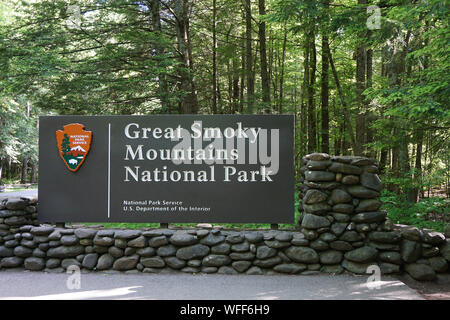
<box><xmin>56</xmin><ymin>123</ymin><xmax>92</xmax><ymax>172</ymax></box>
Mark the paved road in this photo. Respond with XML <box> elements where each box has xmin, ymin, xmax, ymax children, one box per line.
<box><xmin>0</xmin><ymin>189</ymin><xmax>38</xmax><ymax>201</ymax></box>
<box><xmin>0</xmin><ymin>269</ymin><xmax>423</xmax><ymax>300</ymax></box>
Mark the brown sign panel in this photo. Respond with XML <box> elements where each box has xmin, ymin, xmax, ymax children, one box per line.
<box><xmin>39</xmin><ymin>115</ymin><xmax>294</xmax><ymax>223</ymax></box>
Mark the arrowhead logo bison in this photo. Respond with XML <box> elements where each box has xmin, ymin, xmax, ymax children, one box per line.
<box><xmin>56</xmin><ymin>123</ymin><xmax>92</xmax><ymax>172</ymax></box>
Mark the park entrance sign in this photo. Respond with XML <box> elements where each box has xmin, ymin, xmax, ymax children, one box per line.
<box><xmin>39</xmin><ymin>115</ymin><xmax>294</xmax><ymax>223</ymax></box>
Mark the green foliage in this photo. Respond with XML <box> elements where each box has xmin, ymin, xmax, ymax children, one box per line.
<box><xmin>366</xmin><ymin>0</ymin><xmax>450</xmax><ymax>157</ymax></box>
<box><xmin>0</xmin><ymin>98</ymin><xmax>38</xmax><ymax>164</ymax></box>
<box><xmin>381</xmin><ymin>191</ymin><xmax>450</xmax><ymax>232</ymax></box>
<box><xmin>382</xmin><ymin>168</ymin><xmax>446</xmax><ymax>197</ymax></box>
<box><xmin>1</xmin><ymin>0</ymin><xmax>181</xmax><ymax>115</ymax></box>
<box><xmin>0</xmin><ymin>0</ymin><xmax>448</xmax><ymax>211</ymax></box>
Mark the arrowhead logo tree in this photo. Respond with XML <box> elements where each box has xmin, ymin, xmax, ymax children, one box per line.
<box><xmin>56</xmin><ymin>123</ymin><xmax>92</xmax><ymax>172</ymax></box>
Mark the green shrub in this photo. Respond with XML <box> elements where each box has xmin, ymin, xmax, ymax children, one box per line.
<box><xmin>381</xmin><ymin>190</ymin><xmax>449</xmax><ymax>232</ymax></box>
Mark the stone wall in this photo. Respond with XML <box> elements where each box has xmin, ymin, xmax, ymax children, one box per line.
<box><xmin>297</xmin><ymin>153</ymin><xmax>450</xmax><ymax>280</ymax></box>
<box><xmin>0</xmin><ymin>154</ymin><xmax>449</xmax><ymax>281</ymax></box>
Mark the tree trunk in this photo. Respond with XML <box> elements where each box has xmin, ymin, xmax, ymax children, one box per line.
<box><xmin>300</xmin><ymin>34</ymin><xmax>309</xmax><ymax>157</ymax></box>
<box><xmin>30</xmin><ymin>163</ymin><xmax>37</xmax><ymax>184</ymax></box>
<box><xmin>293</xmin><ymin>74</ymin><xmax>299</xmax><ymax>171</ymax></box>
<box><xmin>321</xmin><ymin>29</ymin><xmax>330</xmax><ymax>153</ymax></box>
<box><xmin>239</xmin><ymin>16</ymin><xmax>246</xmax><ymax>113</ymax></box>
<box><xmin>411</xmin><ymin>24</ymin><xmax>428</xmax><ymax>201</ymax></box>
<box><xmin>279</xmin><ymin>26</ymin><xmax>287</xmax><ymax>114</ymax></box>
<box><xmin>354</xmin><ymin>0</ymin><xmax>368</xmax><ymax>155</ymax></box>
<box><xmin>365</xmin><ymin>48</ymin><xmax>375</xmax><ymax>157</ymax></box>
<box><xmin>258</xmin><ymin>0</ymin><xmax>270</xmax><ymax>111</ymax></box>
<box><xmin>355</xmin><ymin>44</ymin><xmax>366</xmax><ymax>155</ymax></box>
<box><xmin>212</xmin><ymin>0</ymin><xmax>218</xmax><ymax>114</ymax></box>
<box><xmin>269</xmin><ymin>29</ymin><xmax>273</xmax><ymax>101</ymax></box>
<box><xmin>21</xmin><ymin>101</ymin><xmax>32</xmax><ymax>184</ymax></box>
<box><xmin>391</xmin><ymin>142</ymin><xmax>400</xmax><ymax>194</ymax></box>
<box><xmin>150</xmin><ymin>0</ymin><xmax>170</xmax><ymax>113</ymax></box>
<box><xmin>272</xmin><ymin>48</ymin><xmax>278</xmax><ymax>103</ymax></box>
<box><xmin>227</xmin><ymin>56</ymin><xmax>232</xmax><ymax>112</ymax></box>
<box><xmin>390</xmin><ymin>31</ymin><xmax>412</xmax><ymax>199</ymax></box>
<box><xmin>411</xmin><ymin>131</ymin><xmax>423</xmax><ymax>202</ymax></box>
<box><xmin>252</xmin><ymin>42</ymin><xmax>258</xmax><ymax>111</ymax></box>
<box><xmin>307</xmin><ymin>28</ymin><xmax>316</xmax><ymax>153</ymax></box>
<box><xmin>174</xmin><ymin>0</ymin><xmax>198</xmax><ymax>114</ymax></box>
<box><xmin>245</xmin><ymin>0</ymin><xmax>254</xmax><ymax>113</ymax></box>
<box><xmin>185</xmin><ymin>4</ymin><xmax>197</xmax><ymax>112</ymax></box>
<box><xmin>327</xmin><ymin>45</ymin><xmax>358</xmax><ymax>154</ymax></box>
<box><xmin>232</xmin><ymin>55</ymin><xmax>240</xmax><ymax>113</ymax></box>
<box><xmin>7</xmin><ymin>156</ymin><xmax>11</xmax><ymax>181</ymax></box>
<box><xmin>21</xmin><ymin>158</ymin><xmax>28</xmax><ymax>184</ymax></box>
<box><xmin>335</xmin><ymin>120</ymin><xmax>344</xmax><ymax>155</ymax></box>
<box><xmin>379</xmin><ymin>149</ymin><xmax>388</xmax><ymax>174</ymax></box>
<box><xmin>400</xmin><ymin>132</ymin><xmax>416</xmax><ymax>202</ymax></box>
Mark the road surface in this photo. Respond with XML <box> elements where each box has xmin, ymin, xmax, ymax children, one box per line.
<box><xmin>0</xmin><ymin>189</ymin><xmax>38</xmax><ymax>201</ymax></box>
<box><xmin>0</xmin><ymin>269</ymin><xmax>423</xmax><ymax>300</ymax></box>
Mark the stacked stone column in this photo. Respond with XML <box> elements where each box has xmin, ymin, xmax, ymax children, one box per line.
<box><xmin>297</xmin><ymin>153</ymin><xmax>450</xmax><ymax>279</ymax></box>
<box><xmin>298</xmin><ymin>152</ymin><xmax>384</xmax><ymax>237</ymax></box>
<box><xmin>297</xmin><ymin>153</ymin><xmax>393</xmax><ymax>274</ymax></box>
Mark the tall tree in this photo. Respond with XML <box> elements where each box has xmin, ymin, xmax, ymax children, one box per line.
<box><xmin>150</xmin><ymin>0</ymin><xmax>170</xmax><ymax>113</ymax></box>
<box><xmin>258</xmin><ymin>0</ymin><xmax>271</xmax><ymax>111</ymax></box>
<box><xmin>354</xmin><ymin>0</ymin><xmax>367</xmax><ymax>155</ymax></box>
<box><xmin>300</xmin><ymin>33</ymin><xmax>309</xmax><ymax>157</ymax></box>
<box><xmin>212</xmin><ymin>0</ymin><xmax>218</xmax><ymax>114</ymax></box>
<box><xmin>320</xmin><ymin>0</ymin><xmax>330</xmax><ymax>153</ymax></box>
<box><xmin>20</xmin><ymin>101</ymin><xmax>31</xmax><ymax>184</ymax></box>
<box><xmin>327</xmin><ymin>45</ymin><xmax>358</xmax><ymax>154</ymax></box>
<box><xmin>279</xmin><ymin>26</ymin><xmax>288</xmax><ymax>114</ymax></box>
<box><xmin>174</xmin><ymin>0</ymin><xmax>199</xmax><ymax>114</ymax></box>
<box><xmin>307</xmin><ymin>26</ymin><xmax>317</xmax><ymax>153</ymax></box>
<box><xmin>245</xmin><ymin>0</ymin><xmax>255</xmax><ymax>113</ymax></box>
